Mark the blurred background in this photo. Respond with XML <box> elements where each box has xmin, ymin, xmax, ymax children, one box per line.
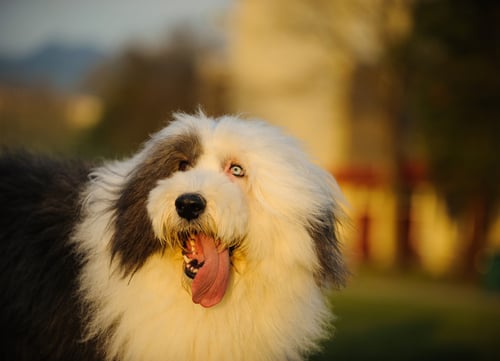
<box><xmin>1</xmin><ymin>0</ymin><xmax>499</xmax><ymax>359</ymax></box>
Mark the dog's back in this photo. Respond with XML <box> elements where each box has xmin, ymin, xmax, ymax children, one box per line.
<box><xmin>0</xmin><ymin>152</ymin><xmax>99</xmax><ymax>360</ymax></box>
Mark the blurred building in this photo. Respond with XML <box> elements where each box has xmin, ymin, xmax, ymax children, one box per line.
<box><xmin>226</xmin><ymin>0</ymin><xmax>500</xmax><ymax>276</ymax></box>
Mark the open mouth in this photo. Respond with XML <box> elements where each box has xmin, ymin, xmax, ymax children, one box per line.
<box><xmin>181</xmin><ymin>233</ymin><xmax>231</xmax><ymax>308</ymax></box>
<box><xmin>182</xmin><ymin>235</ymin><xmax>206</xmax><ymax>279</ymax></box>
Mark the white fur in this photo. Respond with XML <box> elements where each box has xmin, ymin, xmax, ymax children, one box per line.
<box><xmin>72</xmin><ymin>113</ymin><xmax>345</xmax><ymax>361</ymax></box>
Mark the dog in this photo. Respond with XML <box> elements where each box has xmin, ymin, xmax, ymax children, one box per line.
<box><xmin>0</xmin><ymin>113</ymin><xmax>347</xmax><ymax>361</ymax></box>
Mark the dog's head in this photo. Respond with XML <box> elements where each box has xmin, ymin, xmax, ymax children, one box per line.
<box><xmin>110</xmin><ymin>113</ymin><xmax>347</xmax><ymax>307</ymax></box>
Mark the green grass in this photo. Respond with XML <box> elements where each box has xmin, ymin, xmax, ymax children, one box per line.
<box><xmin>311</xmin><ymin>271</ymin><xmax>500</xmax><ymax>361</ymax></box>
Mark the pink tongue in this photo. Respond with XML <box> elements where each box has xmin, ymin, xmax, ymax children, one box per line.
<box><xmin>191</xmin><ymin>234</ymin><xmax>230</xmax><ymax>308</ymax></box>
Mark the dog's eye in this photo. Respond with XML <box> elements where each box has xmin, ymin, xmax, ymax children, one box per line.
<box><xmin>178</xmin><ymin>160</ymin><xmax>190</xmax><ymax>171</ymax></box>
<box><xmin>230</xmin><ymin>164</ymin><xmax>245</xmax><ymax>177</ymax></box>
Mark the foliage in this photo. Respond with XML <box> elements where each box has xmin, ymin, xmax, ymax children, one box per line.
<box><xmin>391</xmin><ymin>0</ymin><xmax>500</xmax><ymax>276</ymax></box>
<box><xmin>82</xmin><ymin>27</ymin><xmax>222</xmax><ymax>157</ymax></box>
<box><xmin>399</xmin><ymin>0</ymin><xmax>500</xmax><ymax>217</ymax></box>
<box><xmin>0</xmin><ymin>88</ymin><xmax>79</xmax><ymax>153</ymax></box>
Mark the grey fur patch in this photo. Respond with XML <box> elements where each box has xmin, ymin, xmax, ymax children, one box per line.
<box><xmin>111</xmin><ymin>131</ymin><xmax>203</xmax><ymax>277</ymax></box>
<box><xmin>308</xmin><ymin>208</ymin><xmax>347</xmax><ymax>289</ymax></box>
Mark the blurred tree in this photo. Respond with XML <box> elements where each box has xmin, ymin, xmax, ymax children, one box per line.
<box><xmin>0</xmin><ymin>87</ymin><xmax>80</xmax><ymax>153</ymax></box>
<box><xmin>83</xmin><ymin>27</ymin><xmax>226</xmax><ymax>156</ymax></box>
<box><xmin>396</xmin><ymin>0</ymin><xmax>500</xmax><ymax>278</ymax></box>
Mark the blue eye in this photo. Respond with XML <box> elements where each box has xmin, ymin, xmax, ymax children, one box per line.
<box><xmin>230</xmin><ymin>164</ymin><xmax>245</xmax><ymax>177</ymax></box>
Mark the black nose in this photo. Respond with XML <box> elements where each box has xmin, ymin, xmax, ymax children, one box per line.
<box><xmin>175</xmin><ymin>193</ymin><xmax>206</xmax><ymax>221</ymax></box>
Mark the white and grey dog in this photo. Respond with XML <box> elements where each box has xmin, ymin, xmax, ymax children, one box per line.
<box><xmin>0</xmin><ymin>113</ymin><xmax>347</xmax><ymax>361</ymax></box>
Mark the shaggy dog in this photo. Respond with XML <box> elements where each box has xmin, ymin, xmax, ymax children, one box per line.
<box><xmin>0</xmin><ymin>113</ymin><xmax>347</xmax><ymax>361</ymax></box>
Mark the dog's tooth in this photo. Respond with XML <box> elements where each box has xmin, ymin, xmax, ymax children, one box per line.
<box><xmin>183</xmin><ymin>255</ymin><xmax>190</xmax><ymax>264</ymax></box>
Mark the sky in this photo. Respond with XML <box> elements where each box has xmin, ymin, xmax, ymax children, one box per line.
<box><xmin>0</xmin><ymin>0</ymin><xmax>232</xmax><ymax>57</ymax></box>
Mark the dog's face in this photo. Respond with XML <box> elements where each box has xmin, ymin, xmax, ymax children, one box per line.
<box><xmin>110</xmin><ymin>114</ymin><xmax>346</xmax><ymax>308</ymax></box>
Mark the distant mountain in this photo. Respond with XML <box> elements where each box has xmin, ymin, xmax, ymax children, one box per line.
<box><xmin>0</xmin><ymin>43</ymin><xmax>108</xmax><ymax>92</ymax></box>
